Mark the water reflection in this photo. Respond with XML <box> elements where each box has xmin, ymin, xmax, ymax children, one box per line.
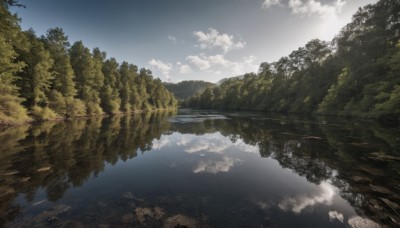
<box><xmin>0</xmin><ymin>110</ymin><xmax>399</xmax><ymax>227</ymax></box>
<box><xmin>279</xmin><ymin>181</ymin><xmax>335</xmax><ymax>214</ymax></box>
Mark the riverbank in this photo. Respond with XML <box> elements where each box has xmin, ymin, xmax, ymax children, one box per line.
<box><xmin>0</xmin><ymin>108</ymin><xmax>177</xmax><ymax>129</ymax></box>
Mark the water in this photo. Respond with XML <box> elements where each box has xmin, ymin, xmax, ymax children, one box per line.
<box><xmin>1</xmin><ymin>109</ymin><xmax>399</xmax><ymax>227</ymax></box>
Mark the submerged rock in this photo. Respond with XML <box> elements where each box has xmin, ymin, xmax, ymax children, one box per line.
<box><xmin>302</xmin><ymin>136</ymin><xmax>323</xmax><ymax>140</ymax></box>
<box><xmin>121</xmin><ymin>213</ymin><xmax>135</xmax><ymax>224</ymax></box>
<box><xmin>369</xmin><ymin>152</ymin><xmax>400</xmax><ymax>162</ymax></box>
<box><xmin>47</xmin><ymin>216</ymin><xmax>58</xmax><ymax>224</ymax></box>
<box><xmin>351</xmin><ymin>175</ymin><xmax>372</xmax><ymax>183</ymax></box>
<box><xmin>369</xmin><ymin>184</ymin><xmax>393</xmax><ymax>195</ymax></box>
<box><xmin>20</xmin><ymin>177</ymin><xmax>31</xmax><ymax>182</ymax></box>
<box><xmin>122</xmin><ymin>192</ymin><xmax>136</xmax><ymax>200</ymax></box>
<box><xmin>163</xmin><ymin>214</ymin><xmax>198</xmax><ymax>228</ymax></box>
<box><xmin>0</xmin><ymin>186</ymin><xmax>15</xmax><ymax>195</ymax></box>
<box><xmin>135</xmin><ymin>207</ymin><xmax>153</xmax><ymax>224</ymax></box>
<box><xmin>380</xmin><ymin>198</ymin><xmax>400</xmax><ymax>211</ymax></box>
<box><xmin>53</xmin><ymin>204</ymin><xmax>72</xmax><ymax>215</ymax></box>
<box><xmin>3</xmin><ymin>171</ymin><xmax>19</xmax><ymax>175</ymax></box>
<box><xmin>37</xmin><ymin>166</ymin><xmax>52</xmax><ymax>172</ymax></box>
<box><xmin>153</xmin><ymin>207</ymin><xmax>166</xmax><ymax>220</ymax></box>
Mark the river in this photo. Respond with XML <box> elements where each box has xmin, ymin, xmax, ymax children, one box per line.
<box><xmin>1</xmin><ymin>109</ymin><xmax>399</xmax><ymax>227</ymax></box>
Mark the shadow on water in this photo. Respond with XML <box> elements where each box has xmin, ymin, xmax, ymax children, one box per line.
<box><xmin>0</xmin><ymin>109</ymin><xmax>399</xmax><ymax>227</ymax></box>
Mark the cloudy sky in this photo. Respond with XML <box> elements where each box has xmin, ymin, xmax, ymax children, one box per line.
<box><xmin>13</xmin><ymin>0</ymin><xmax>377</xmax><ymax>83</ymax></box>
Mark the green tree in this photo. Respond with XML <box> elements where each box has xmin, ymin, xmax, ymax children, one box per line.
<box><xmin>0</xmin><ymin>5</ymin><xmax>29</xmax><ymax>124</ymax></box>
<box><xmin>69</xmin><ymin>41</ymin><xmax>103</xmax><ymax>115</ymax></box>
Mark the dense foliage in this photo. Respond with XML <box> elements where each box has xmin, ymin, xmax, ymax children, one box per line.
<box><xmin>0</xmin><ymin>2</ymin><xmax>177</xmax><ymax>125</ymax></box>
<box><xmin>184</xmin><ymin>0</ymin><xmax>400</xmax><ymax>121</ymax></box>
<box><xmin>164</xmin><ymin>80</ymin><xmax>215</xmax><ymax>100</ymax></box>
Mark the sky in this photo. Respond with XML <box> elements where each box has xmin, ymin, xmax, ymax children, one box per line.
<box><xmin>12</xmin><ymin>0</ymin><xmax>378</xmax><ymax>83</ymax></box>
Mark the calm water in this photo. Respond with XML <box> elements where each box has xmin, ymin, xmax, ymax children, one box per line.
<box><xmin>1</xmin><ymin>109</ymin><xmax>399</xmax><ymax>227</ymax></box>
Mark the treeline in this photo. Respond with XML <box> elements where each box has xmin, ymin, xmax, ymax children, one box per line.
<box><xmin>184</xmin><ymin>0</ymin><xmax>400</xmax><ymax>121</ymax></box>
<box><xmin>164</xmin><ymin>80</ymin><xmax>215</xmax><ymax>100</ymax></box>
<box><xmin>0</xmin><ymin>2</ymin><xmax>177</xmax><ymax>125</ymax></box>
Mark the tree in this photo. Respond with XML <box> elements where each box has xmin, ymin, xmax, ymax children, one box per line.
<box><xmin>0</xmin><ymin>9</ymin><xmax>29</xmax><ymax>123</ymax></box>
<box><xmin>69</xmin><ymin>41</ymin><xmax>103</xmax><ymax>115</ymax></box>
<box><xmin>17</xmin><ymin>30</ymin><xmax>54</xmax><ymax>107</ymax></box>
<box><xmin>101</xmin><ymin>58</ymin><xmax>121</xmax><ymax>114</ymax></box>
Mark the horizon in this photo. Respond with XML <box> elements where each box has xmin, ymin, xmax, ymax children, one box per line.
<box><xmin>12</xmin><ymin>0</ymin><xmax>377</xmax><ymax>83</ymax></box>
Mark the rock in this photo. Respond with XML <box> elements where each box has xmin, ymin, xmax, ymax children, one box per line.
<box><xmin>47</xmin><ymin>216</ymin><xmax>58</xmax><ymax>224</ymax></box>
<box><xmin>153</xmin><ymin>207</ymin><xmax>165</xmax><ymax>220</ymax></box>
<box><xmin>121</xmin><ymin>213</ymin><xmax>134</xmax><ymax>224</ymax></box>
<box><xmin>3</xmin><ymin>171</ymin><xmax>19</xmax><ymax>176</ymax></box>
<box><xmin>351</xmin><ymin>175</ymin><xmax>371</xmax><ymax>183</ymax></box>
<box><xmin>369</xmin><ymin>184</ymin><xmax>393</xmax><ymax>194</ymax></box>
<box><xmin>0</xmin><ymin>186</ymin><xmax>15</xmax><ymax>195</ymax></box>
<box><xmin>349</xmin><ymin>142</ymin><xmax>370</xmax><ymax>147</ymax></box>
<box><xmin>357</xmin><ymin>165</ymin><xmax>385</xmax><ymax>176</ymax></box>
<box><xmin>122</xmin><ymin>192</ymin><xmax>135</xmax><ymax>200</ymax></box>
<box><xmin>163</xmin><ymin>214</ymin><xmax>198</xmax><ymax>228</ymax></box>
<box><xmin>97</xmin><ymin>224</ymin><xmax>112</xmax><ymax>228</ymax></box>
<box><xmin>380</xmin><ymin>198</ymin><xmax>400</xmax><ymax>210</ymax></box>
<box><xmin>53</xmin><ymin>204</ymin><xmax>72</xmax><ymax>215</ymax></box>
<box><xmin>20</xmin><ymin>177</ymin><xmax>31</xmax><ymax>182</ymax></box>
<box><xmin>135</xmin><ymin>207</ymin><xmax>153</xmax><ymax>224</ymax></box>
<box><xmin>37</xmin><ymin>167</ymin><xmax>52</xmax><ymax>172</ymax></box>
<box><xmin>32</xmin><ymin>200</ymin><xmax>47</xmax><ymax>207</ymax></box>
<box><xmin>369</xmin><ymin>152</ymin><xmax>400</xmax><ymax>162</ymax></box>
<box><xmin>302</xmin><ymin>136</ymin><xmax>322</xmax><ymax>140</ymax></box>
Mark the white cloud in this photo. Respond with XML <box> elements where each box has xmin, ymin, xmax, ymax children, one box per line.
<box><xmin>185</xmin><ymin>54</ymin><xmax>258</xmax><ymax>76</ymax></box>
<box><xmin>329</xmin><ymin>211</ymin><xmax>344</xmax><ymax>223</ymax></box>
<box><xmin>179</xmin><ymin>64</ymin><xmax>193</xmax><ymax>74</ymax></box>
<box><xmin>208</xmin><ymin>54</ymin><xmax>230</xmax><ymax>67</ymax></box>
<box><xmin>283</xmin><ymin>0</ymin><xmax>347</xmax><ymax>40</ymax></box>
<box><xmin>262</xmin><ymin>0</ymin><xmax>280</xmax><ymax>9</ymax></box>
<box><xmin>186</xmin><ymin>55</ymin><xmax>211</xmax><ymax>70</ymax></box>
<box><xmin>168</xmin><ymin>35</ymin><xmax>177</xmax><ymax>42</ymax></box>
<box><xmin>193</xmin><ymin>28</ymin><xmax>246</xmax><ymax>53</ymax></box>
<box><xmin>288</xmin><ymin>0</ymin><xmax>345</xmax><ymax>18</ymax></box>
<box><xmin>193</xmin><ymin>157</ymin><xmax>239</xmax><ymax>174</ymax></box>
<box><xmin>148</xmin><ymin>59</ymin><xmax>172</xmax><ymax>80</ymax></box>
<box><xmin>279</xmin><ymin>182</ymin><xmax>336</xmax><ymax>214</ymax></box>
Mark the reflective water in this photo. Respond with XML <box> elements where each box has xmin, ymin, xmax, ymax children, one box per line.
<box><xmin>1</xmin><ymin>109</ymin><xmax>399</xmax><ymax>227</ymax></box>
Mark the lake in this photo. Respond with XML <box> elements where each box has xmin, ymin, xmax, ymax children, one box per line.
<box><xmin>1</xmin><ymin>109</ymin><xmax>399</xmax><ymax>227</ymax></box>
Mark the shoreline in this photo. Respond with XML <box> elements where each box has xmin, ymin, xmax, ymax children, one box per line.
<box><xmin>0</xmin><ymin>108</ymin><xmax>177</xmax><ymax>130</ymax></box>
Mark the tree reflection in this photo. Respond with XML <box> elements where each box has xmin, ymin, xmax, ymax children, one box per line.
<box><xmin>0</xmin><ymin>111</ymin><xmax>174</xmax><ymax>226</ymax></box>
<box><xmin>0</xmin><ymin>111</ymin><xmax>399</xmax><ymax>227</ymax></box>
<box><xmin>171</xmin><ymin>113</ymin><xmax>400</xmax><ymax>226</ymax></box>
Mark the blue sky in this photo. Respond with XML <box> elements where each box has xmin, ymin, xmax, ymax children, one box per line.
<box><xmin>12</xmin><ymin>0</ymin><xmax>377</xmax><ymax>83</ymax></box>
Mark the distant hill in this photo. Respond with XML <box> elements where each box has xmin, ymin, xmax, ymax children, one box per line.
<box><xmin>164</xmin><ymin>80</ymin><xmax>214</xmax><ymax>100</ymax></box>
<box><xmin>216</xmin><ymin>75</ymin><xmax>244</xmax><ymax>85</ymax></box>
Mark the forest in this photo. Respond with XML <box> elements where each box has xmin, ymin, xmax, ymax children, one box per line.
<box><xmin>0</xmin><ymin>1</ymin><xmax>178</xmax><ymax>125</ymax></box>
<box><xmin>183</xmin><ymin>0</ymin><xmax>400</xmax><ymax>121</ymax></box>
<box><xmin>164</xmin><ymin>80</ymin><xmax>214</xmax><ymax>100</ymax></box>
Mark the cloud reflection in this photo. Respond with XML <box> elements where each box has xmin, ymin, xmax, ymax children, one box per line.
<box><xmin>348</xmin><ymin>216</ymin><xmax>381</xmax><ymax>228</ymax></box>
<box><xmin>178</xmin><ymin>133</ymin><xmax>258</xmax><ymax>154</ymax></box>
<box><xmin>279</xmin><ymin>182</ymin><xmax>335</xmax><ymax>214</ymax></box>
<box><xmin>152</xmin><ymin>132</ymin><xmax>259</xmax><ymax>155</ymax></box>
<box><xmin>329</xmin><ymin>210</ymin><xmax>344</xmax><ymax>223</ymax></box>
<box><xmin>193</xmin><ymin>157</ymin><xmax>241</xmax><ymax>174</ymax></box>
